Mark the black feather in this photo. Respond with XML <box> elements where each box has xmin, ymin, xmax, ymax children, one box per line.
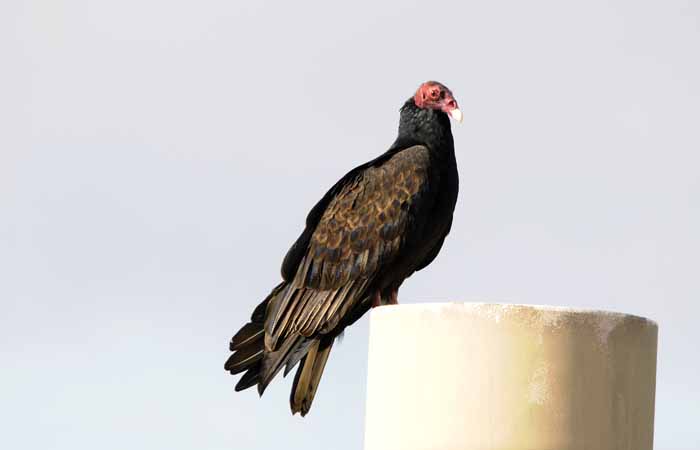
<box><xmin>258</xmin><ymin>335</ymin><xmax>306</xmax><ymax>395</ymax></box>
<box><xmin>230</xmin><ymin>322</ymin><xmax>263</xmax><ymax>351</ymax></box>
<box><xmin>225</xmin><ymin>344</ymin><xmax>263</xmax><ymax>374</ymax></box>
<box><xmin>235</xmin><ymin>364</ymin><xmax>260</xmax><ymax>391</ymax></box>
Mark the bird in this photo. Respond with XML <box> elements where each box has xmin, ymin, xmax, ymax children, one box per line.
<box><xmin>225</xmin><ymin>80</ymin><xmax>462</xmax><ymax>416</ymax></box>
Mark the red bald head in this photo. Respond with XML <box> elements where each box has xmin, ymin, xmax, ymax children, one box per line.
<box><xmin>414</xmin><ymin>81</ymin><xmax>462</xmax><ymax>123</ymax></box>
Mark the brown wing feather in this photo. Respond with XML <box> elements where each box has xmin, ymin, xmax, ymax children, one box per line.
<box><xmin>296</xmin><ymin>145</ymin><xmax>432</xmax><ymax>290</ymax></box>
<box><xmin>267</xmin><ymin>145</ymin><xmax>434</xmax><ymax>344</ymax></box>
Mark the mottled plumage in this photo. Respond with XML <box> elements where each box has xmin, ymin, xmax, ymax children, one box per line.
<box><xmin>225</xmin><ymin>81</ymin><xmax>461</xmax><ymax>416</ymax></box>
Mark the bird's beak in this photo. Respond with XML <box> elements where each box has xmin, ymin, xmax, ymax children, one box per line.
<box><xmin>448</xmin><ymin>108</ymin><xmax>463</xmax><ymax>123</ymax></box>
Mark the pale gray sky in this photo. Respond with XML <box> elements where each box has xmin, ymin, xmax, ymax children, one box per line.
<box><xmin>1</xmin><ymin>1</ymin><xmax>698</xmax><ymax>449</ymax></box>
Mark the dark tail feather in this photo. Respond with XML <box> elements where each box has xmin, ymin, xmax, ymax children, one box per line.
<box><xmin>290</xmin><ymin>337</ymin><xmax>334</xmax><ymax>416</ymax></box>
<box><xmin>283</xmin><ymin>338</ymin><xmax>315</xmax><ymax>377</ymax></box>
<box><xmin>230</xmin><ymin>322</ymin><xmax>264</xmax><ymax>351</ymax></box>
<box><xmin>234</xmin><ymin>362</ymin><xmax>261</xmax><ymax>391</ymax></box>
<box><xmin>257</xmin><ymin>333</ymin><xmax>306</xmax><ymax>395</ymax></box>
<box><xmin>225</xmin><ymin>287</ymin><xmax>278</xmax><ymax>385</ymax></box>
<box><xmin>226</xmin><ymin>283</ymin><xmax>333</xmax><ymax>417</ymax></box>
<box><xmin>224</xmin><ymin>338</ymin><xmax>263</xmax><ymax>374</ymax></box>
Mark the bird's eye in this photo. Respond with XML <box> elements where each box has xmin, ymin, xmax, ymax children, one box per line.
<box><xmin>430</xmin><ymin>88</ymin><xmax>440</xmax><ymax>99</ymax></box>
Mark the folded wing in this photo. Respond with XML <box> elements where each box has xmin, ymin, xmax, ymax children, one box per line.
<box><xmin>264</xmin><ymin>145</ymin><xmax>436</xmax><ymax>349</ymax></box>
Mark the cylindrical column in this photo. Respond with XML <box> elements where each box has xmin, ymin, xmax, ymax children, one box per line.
<box><xmin>363</xmin><ymin>303</ymin><xmax>657</xmax><ymax>450</ymax></box>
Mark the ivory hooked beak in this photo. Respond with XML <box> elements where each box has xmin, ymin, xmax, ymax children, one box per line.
<box><xmin>448</xmin><ymin>108</ymin><xmax>463</xmax><ymax>123</ymax></box>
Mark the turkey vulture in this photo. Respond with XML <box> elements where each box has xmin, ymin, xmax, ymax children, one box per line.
<box><xmin>225</xmin><ymin>81</ymin><xmax>462</xmax><ymax>416</ymax></box>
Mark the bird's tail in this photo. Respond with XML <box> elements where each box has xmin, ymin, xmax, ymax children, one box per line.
<box><xmin>224</xmin><ymin>288</ymin><xmax>273</xmax><ymax>392</ymax></box>
<box><xmin>289</xmin><ymin>336</ymin><xmax>334</xmax><ymax>416</ymax></box>
<box><xmin>225</xmin><ymin>283</ymin><xmax>334</xmax><ymax>416</ymax></box>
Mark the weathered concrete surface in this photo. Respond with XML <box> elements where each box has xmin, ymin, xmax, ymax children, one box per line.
<box><xmin>364</xmin><ymin>303</ymin><xmax>657</xmax><ymax>450</ymax></box>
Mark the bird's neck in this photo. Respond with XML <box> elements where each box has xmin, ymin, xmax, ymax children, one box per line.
<box><xmin>394</xmin><ymin>99</ymin><xmax>454</xmax><ymax>157</ymax></box>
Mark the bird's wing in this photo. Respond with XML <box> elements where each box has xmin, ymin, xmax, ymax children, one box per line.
<box><xmin>280</xmin><ymin>143</ymin><xmax>406</xmax><ymax>281</ymax></box>
<box><xmin>266</xmin><ymin>145</ymin><xmax>436</xmax><ymax>343</ymax></box>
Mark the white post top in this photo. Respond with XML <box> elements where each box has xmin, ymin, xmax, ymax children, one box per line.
<box><xmin>363</xmin><ymin>303</ymin><xmax>658</xmax><ymax>450</ymax></box>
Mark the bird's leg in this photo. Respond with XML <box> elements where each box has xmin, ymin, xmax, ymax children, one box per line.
<box><xmin>371</xmin><ymin>291</ymin><xmax>382</xmax><ymax>308</ymax></box>
<box><xmin>389</xmin><ymin>288</ymin><xmax>399</xmax><ymax>305</ymax></box>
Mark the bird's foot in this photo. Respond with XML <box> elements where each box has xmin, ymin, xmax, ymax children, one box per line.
<box><xmin>389</xmin><ymin>289</ymin><xmax>399</xmax><ymax>305</ymax></box>
<box><xmin>372</xmin><ymin>291</ymin><xmax>381</xmax><ymax>308</ymax></box>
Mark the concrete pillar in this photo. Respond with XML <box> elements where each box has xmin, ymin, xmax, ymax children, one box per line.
<box><xmin>363</xmin><ymin>303</ymin><xmax>657</xmax><ymax>450</ymax></box>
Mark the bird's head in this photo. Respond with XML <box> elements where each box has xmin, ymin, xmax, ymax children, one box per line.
<box><xmin>413</xmin><ymin>81</ymin><xmax>462</xmax><ymax>123</ymax></box>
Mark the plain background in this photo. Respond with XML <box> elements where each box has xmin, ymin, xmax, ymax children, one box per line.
<box><xmin>1</xmin><ymin>1</ymin><xmax>698</xmax><ymax>449</ymax></box>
